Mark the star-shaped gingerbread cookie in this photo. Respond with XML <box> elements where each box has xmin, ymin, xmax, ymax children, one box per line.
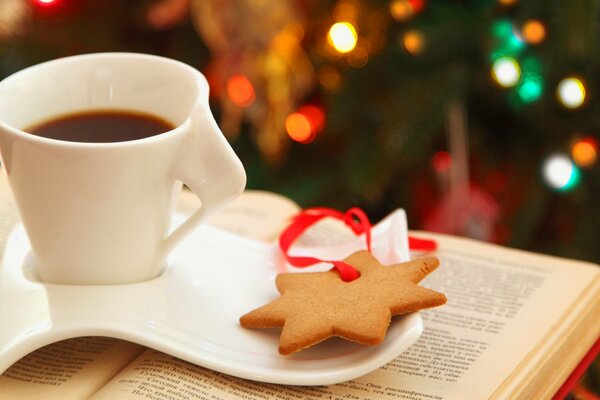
<box><xmin>240</xmin><ymin>250</ymin><xmax>446</xmax><ymax>355</ymax></box>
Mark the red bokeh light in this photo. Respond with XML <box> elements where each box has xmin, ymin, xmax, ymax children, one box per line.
<box><xmin>226</xmin><ymin>74</ymin><xmax>255</xmax><ymax>108</ymax></box>
<box><xmin>409</xmin><ymin>0</ymin><xmax>426</xmax><ymax>14</ymax></box>
<box><xmin>298</xmin><ymin>105</ymin><xmax>326</xmax><ymax>133</ymax></box>
<box><xmin>34</xmin><ymin>0</ymin><xmax>58</xmax><ymax>6</ymax></box>
<box><xmin>285</xmin><ymin>104</ymin><xmax>326</xmax><ymax>144</ymax></box>
<box><xmin>432</xmin><ymin>151</ymin><xmax>452</xmax><ymax>171</ymax></box>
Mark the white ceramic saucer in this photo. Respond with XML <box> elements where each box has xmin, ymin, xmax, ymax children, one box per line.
<box><xmin>0</xmin><ymin>210</ymin><xmax>422</xmax><ymax>386</ymax></box>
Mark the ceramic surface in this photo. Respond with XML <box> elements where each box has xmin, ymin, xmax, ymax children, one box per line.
<box><xmin>0</xmin><ymin>210</ymin><xmax>422</xmax><ymax>385</ymax></box>
<box><xmin>0</xmin><ymin>53</ymin><xmax>246</xmax><ymax>284</ymax></box>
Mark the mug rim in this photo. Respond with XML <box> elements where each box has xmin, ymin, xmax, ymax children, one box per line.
<box><xmin>0</xmin><ymin>52</ymin><xmax>207</xmax><ymax>149</ymax></box>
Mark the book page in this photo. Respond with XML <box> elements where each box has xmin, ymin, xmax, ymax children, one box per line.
<box><xmin>181</xmin><ymin>189</ymin><xmax>300</xmax><ymax>242</ymax></box>
<box><xmin>389</xmin><ymin>233</ymin><xmax>600</xmax><ymax>400</ymax></box>
<box><xmin>89</xmin><ymin>231</ymin><xmax>600</xmax><ymax>400</ymax></box>
<box><xmin>0</xmin><ymin>338</ymin><xmax>144</xmax><ymax>400</ymax></box>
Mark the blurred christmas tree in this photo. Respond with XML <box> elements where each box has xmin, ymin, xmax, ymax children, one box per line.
<box><xmin>1</xmin><ymin>0</ymin><xmax>599</xmax><ymax>395</ymax></box>
<box><xmin>2</xmin><ymin>0</ymin><xmax>600</xmax><ymax>259</ymax></box>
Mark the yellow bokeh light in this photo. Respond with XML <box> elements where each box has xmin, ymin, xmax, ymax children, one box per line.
<box><xmin>402</xmin><ymin>30</ymin><xmax>425</xmax><ymax>55</ymax></box>
<box><xmin>491</xmin><ymin>57</ymin><xmax>521</xmax><ymax>88</ymax></box>
<box><xmin>572</xmin><ymin>139</ymin><xmax>597</xmax><ymax>168</ymax></box>
<box><xmin>390</xmin><ymin>0</ymin><xmax>413</xmax><ymax>22</ymax></box>
<box><xmin>498</xmin><ymin>0</ymin><xmax>518</xmax><ymax>5</ymax></box>
<box><xmin>557</xmin><ymin>77</ymin><xmax>586</xmax><ymax>109</ymax></box>
<box><xmin>328</xmin><ymin>22</ymin><xmax>358</xmax><ymax>54</ymax></box>
<box><xmin>522</xmin><ymin>20</ymin><xmax>546</xmax><ymax>44</ymax></box>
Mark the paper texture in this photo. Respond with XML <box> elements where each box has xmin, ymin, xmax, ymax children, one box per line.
<box><xmin>0</xmin><ymin>338</ymin><xmax>144</xmax><ymax>400</ymax></box>
<box><xmin>185</xmin><ymin>188</ymin><xmax>300</xmax><ymax>242</ymax></box>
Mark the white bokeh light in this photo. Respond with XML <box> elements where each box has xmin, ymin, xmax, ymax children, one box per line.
<box><xmin>328</xmin><ymin>22</ymin><xmax>358</xmax><ymax>54</ymax></box>
<box><xmin>557</xmin><ymin>77</ymin><xmax>586</xmax><ymax>108</ymax></box>
<box><xmin>492</xmin><ymin>57</ymin><xmax>521</xmax><ymax>88</ymax></box>
<box><xmin>542</xmin><ymin>154</ymin><xmax>574</xmax><ymax>189</ymax></box>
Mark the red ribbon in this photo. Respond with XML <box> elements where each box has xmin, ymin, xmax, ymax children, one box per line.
<box><xmin>279</xmin><ymin>207</ymin><xmax>437</xmax><ymax>282</ymax></box>
<box><xmin>409</xmin><ymin>236</ymin><xmax>438</xmax><ymax>252</ymax></box>
<box><xmin>279</xmin><ymin>207</ymin><xmax>369</xmax><ymax>282</ymax></box>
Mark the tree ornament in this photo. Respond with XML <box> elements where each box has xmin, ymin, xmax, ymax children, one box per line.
<box><xmin>191</xmin><ymin>0</ymin><xmax>315</xmax><ymax>163</ymax></box>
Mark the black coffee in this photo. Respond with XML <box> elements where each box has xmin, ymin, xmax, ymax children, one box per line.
<box><xmin>26</xmin><ymin>110</ymin><xmax>175</xmax><ymax>143</ymax></box>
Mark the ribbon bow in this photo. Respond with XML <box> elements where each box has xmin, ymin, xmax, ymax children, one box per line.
<box><xmin>279</xmin><ymin>207</ymin><xmax>437</xmax><ymax>282</ymax></box>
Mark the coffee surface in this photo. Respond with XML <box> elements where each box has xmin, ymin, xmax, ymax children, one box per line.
<box><xmin>27</xmin><ymin>110</ymin><xmax>174</xmax><ymax>143</ymax></box>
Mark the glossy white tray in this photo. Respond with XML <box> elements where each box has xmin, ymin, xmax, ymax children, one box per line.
<box><xmin>0</xmin><ymin>210</ymin><xmax>421</xmax><ymax>385</ymax></box>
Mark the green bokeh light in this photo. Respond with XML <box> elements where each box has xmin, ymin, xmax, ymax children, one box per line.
<box><xmin>517</xmin><ymin>74</ymin><xmax>543</xmax><ymax>103</ymax></box>
<box><xmin>492</xmin><ymin>19</ymin><xmax>513</xmax><ymax>39</ymax></box>
<box><xmin>490</xmin><ymin>19</ymin><xmax>526</xmax><ymax>61</ymax></box>
<box><xmin>504</xmin><ymin>34</ymin><xmax>525</xmax><ymax>54</ymax></box>
<box><xmin>561</xmin><ymin>165</ymin><xmax>581</xmax><ymax>191</ymax></box>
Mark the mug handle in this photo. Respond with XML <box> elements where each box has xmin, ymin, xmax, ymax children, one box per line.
<box><xmin>160</xmin><ymin>101</ymin><xmax>246</xmax><ymax>257</ymax></box>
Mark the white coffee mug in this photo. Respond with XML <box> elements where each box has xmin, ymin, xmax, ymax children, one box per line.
<box><xmin>0</xmin><ymin>53</ymin><xmax>246</xmax><ymax>284</ymax></box>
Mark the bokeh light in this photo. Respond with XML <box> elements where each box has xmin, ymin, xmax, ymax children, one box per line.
<box><xmin>402</xmin><ymin>30</ymin><xmax>425</xmax><ymax>55</ymax></box>
<box><xmin>285</xmin><ymin>104</ymin><xmax>326</xmax><ymax>144</ymax></box>
<box><xmin>35</xmin><ymin>0</ymin><xmax>58</xmax><ymax>5</ymax></box>
<box><xmin>542</xmin><ymin>154</ymin><xmax>580</xmax><ymax>191</ymax></box>
<box><xmin>572</xmin><ymin>137</ymin><xmax>598</xmax><ymax>168</ymax></box>
<box><xmin>492</xmin><ymin>19</ymin><xmax>513</xmax><ymax>39</ymax></box>
<box><xmin>517</xmin><ymin>73</ymin><xmax>543</xmax><ymax>103</ymax></box>
<box><xmin>432</xmin><ymin>151</ymin><xmax>453</xmax><ymax>172</ymax></box>
<box><xmin>410</xmin><ymin>0</ymin><xmax>426</xmax><ymax>13</ymax></box>
<box><xmin>227</xmin><ymin>74</ymin><xmax>255</xmax><ymax>107</ymax></box>
<box><xmin>490</xmin><ymin>19</ymin><xmax>525</xmax><ymax>59</ymax></box>
<box><xmin>557</xmin><ymin>77</ymin><xmax>586</xmax><ymax>109</ymax></box>
<box><xmin>285</xmin><ymin>113</ymin><xmax>314</xmax><ymax>143</ymax></box>
<box><xmin>521</xmin><ymin>20</ymin><xmax>546</xmax><ymax>45</ymax></box>
<box><xmin>298</xmin><ymin>105</ymin><xmax>326</xmax><ymax>133</ymax></box>
<box><xmin>491</xmin><ymin>57</ymin><xmax>521</xmax><ymax>87</ymax></box>
<box><xmin>390</xmin><ymin>0</ymin><xmax>413</xmax><ymax>21</ymax></box>
<box><xmin>328</xmin><ymin>22</ymin><xmax>358</xmax><ymax>54</ymax></box>
<box><xmin>389</xmin><ymin>0</ymin><xmax>425</xmax><ymax>21</ymax></box>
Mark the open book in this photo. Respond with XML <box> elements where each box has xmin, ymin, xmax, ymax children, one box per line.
<box><xmin>0</xmin><ymin>177</ymin><xmax>598</xmax><ymax>399</ymax></box>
